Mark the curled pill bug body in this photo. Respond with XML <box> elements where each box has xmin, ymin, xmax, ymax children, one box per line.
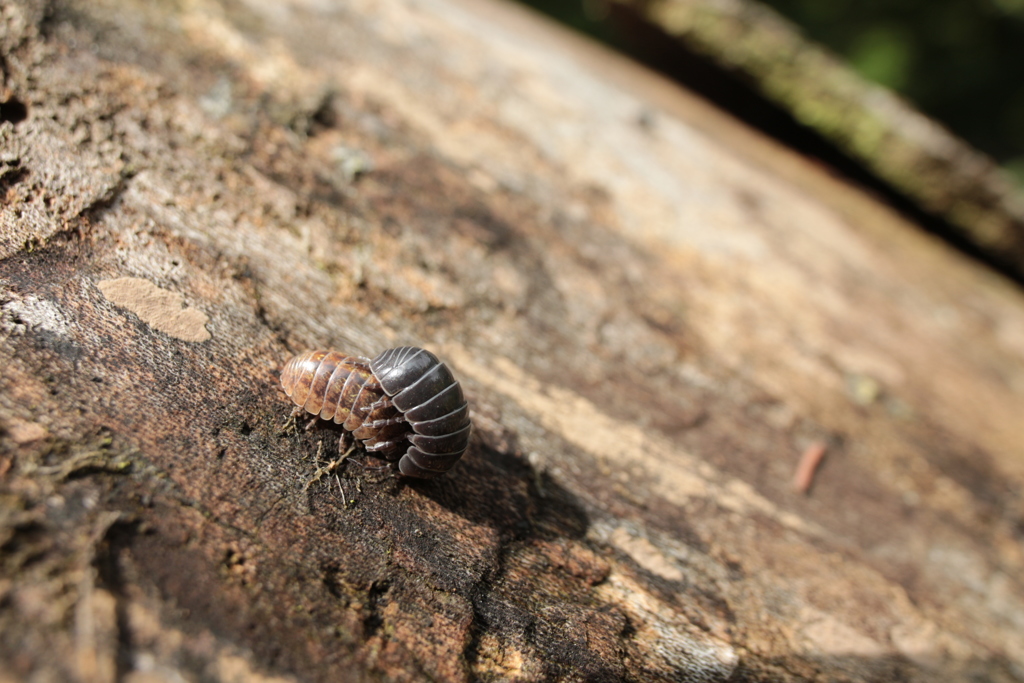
<box><xmin>280</xmin><ymin>347</ymin><xmax>471</xmax><ymax>479</ymax></box>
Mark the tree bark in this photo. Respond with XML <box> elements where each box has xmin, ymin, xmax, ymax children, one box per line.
<box><xmin>2</xmin><ymin>0</ymin><xmax>1024</xmax><ymax>681</ymax></box>
<box><xmin>608</xmin><ymin>0</ymin><xmax>1024</xmax><ymax>281</ymax></box>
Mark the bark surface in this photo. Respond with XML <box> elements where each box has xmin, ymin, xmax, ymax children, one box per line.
<box><xmin>2</xmin><ymin>0</ymin><xmax>1024</xmax><ymax>681</ymax></box>
<box><xmin>609</xmin><ymin>0</ymin><xmax>1024</xmax><ymax>281</ymax></box>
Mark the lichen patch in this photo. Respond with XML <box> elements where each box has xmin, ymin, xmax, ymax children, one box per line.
<box><xmin>97</xmin><ymin>277</ymin><xmax>211</xmax><ymax>342</ymax></box>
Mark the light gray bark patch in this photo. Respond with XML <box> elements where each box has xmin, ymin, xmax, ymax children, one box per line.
<box><xmin>97</xmin><ymin>277</ymin><xmax>211</xmax><ymax>343</ymax></box>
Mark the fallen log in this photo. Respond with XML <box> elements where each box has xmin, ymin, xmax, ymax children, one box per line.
<box><xmin>2</xmin><ymin>0</ymin><xmax>1023</xmax><ymax>681</ymax></box>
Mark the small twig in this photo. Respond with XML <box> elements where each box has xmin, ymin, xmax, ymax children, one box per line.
<box><xmin>277</xmin><ymin>406</ymin><xmax>304</xmax><ymax>436</ymax></box>
<box><xmin>304</xmin><ymin>444</ymin><xmax>356</xmax><ymax>492</ymax></box>
<box><xmin>336</xmin><ymin>475</ymin><xmax>346</xmax><ymax>506</ymax></box>
<box><xmin>303</xmin><ymin>441</ymin><xmax>327</xmax><ymax>491</ymax></box>
<box><xmin>793</xmin><ymin>440</ymin><xmax>828</xmax><ymax>494</ymax></box>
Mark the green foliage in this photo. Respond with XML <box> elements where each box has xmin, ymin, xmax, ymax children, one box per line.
<box><xmin>760</xmin><ymin>0</ymin><xmax>1024</xmax><ymax>179</ymax></box>
<box><xmin>847</xmin><ymin>24</ymin><xmax>914</xmax><ymax>90</ymax></box>
<box><xmin>520</xmin><ymin>0</ymin><xmax>1024</xmax><ymax>183</ymax></box>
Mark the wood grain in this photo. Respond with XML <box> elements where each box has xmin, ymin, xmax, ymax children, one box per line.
<box><xmin>1</xmin><ymin>0</ymin><xmax>1023</xmax><ymax>681</ymax></box>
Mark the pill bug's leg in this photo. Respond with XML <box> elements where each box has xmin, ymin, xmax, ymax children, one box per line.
<box><xmin>365</xmin><ymin>439</ymin><xmax>401</xmax><ymax>457</ymax></box>
<box><xmin>367</xmin><ymin>415</ymin><xmax>408</xmax><ymax>430</ymax></box>
<box><xmin>279</xmin><ymin>405</ymin><xmax>316</xmax><ymax>436</ymax></box>
<box><xmin>341</xmin><ymin>436</ymin><xmax>394</xmax><ymax>471</ymax></box>
<box><xmin>363</xmin><ymin>395</ymin><xmax>391</xmax><ymax>414</ymax></box>
<box><xmin>362</xmin><ymin>393</ymin><xmax>405</xmax><ymax>427</ymax></box>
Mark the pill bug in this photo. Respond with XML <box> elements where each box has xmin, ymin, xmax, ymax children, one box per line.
<box><xmin>280</xmin><ymin>346</ymin><xmax>471</xmax><ymax>479</ymax></box>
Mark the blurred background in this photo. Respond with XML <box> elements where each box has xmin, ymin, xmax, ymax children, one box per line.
<box><xmin>514</xmin><ymin>0</ymin><xmax>1024</xmax><ymax>186</ymax></box>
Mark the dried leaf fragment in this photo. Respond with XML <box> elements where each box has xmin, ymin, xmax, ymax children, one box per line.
<box><xmin>793</xmin><ymin>441</ymin><xmax>828</xmax><ymax>494</ymax></box>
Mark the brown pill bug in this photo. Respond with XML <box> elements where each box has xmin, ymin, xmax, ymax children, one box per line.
<box><xmin>280</xmin><ymin>347</ymin><xmax>471</xmax><ymax>479</ymax></box>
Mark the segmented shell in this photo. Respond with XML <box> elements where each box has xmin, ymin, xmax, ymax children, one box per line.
<box><xmin>281</xmin><ymin>347</ymin><xmax>470</xmax><ymax>479</ymax></box>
